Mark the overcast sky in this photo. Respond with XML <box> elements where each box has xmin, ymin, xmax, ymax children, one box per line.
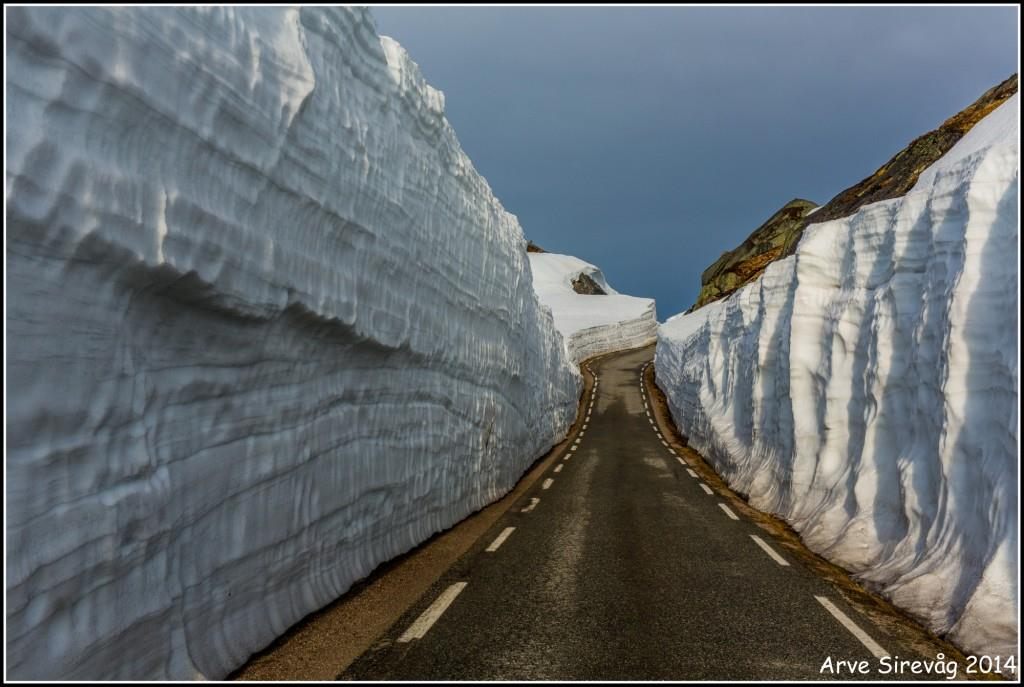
<box><xmin>372</xmin><ymin>6</ymin><xmax>1018</xmax><ymax>318</ymax></box>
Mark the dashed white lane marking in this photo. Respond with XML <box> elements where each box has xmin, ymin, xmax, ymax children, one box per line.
<box><xmin>718</xmin><ymin>503</ymin><xmax>739</xmax><ymax>520</ymax></box>
<box><xmin>521</xmin><ymin>497</ymin><xmax>540</xmax><ymax>513</ymax></box>
<box><xmin>397</xmin><ymin>582</ymin><xmax>468</xmax><ymax>642</ymax></box>
<box><xmin>486</xmin><ymin>527</ymin><xmax>516</xmax><ymax>552</ymax></box>
<box><xmin>815</xmin><ymin>596</ymin><xmax>887</xmax><ymax>658</ymax></box>
<box><xmin>669</xmin><ymin>449</ymin><xmax>677</xmax><ymax>456</ymax></box>
<box><xmin>686</xmin><ymin>467</ymin><xmax>698</xmax><ymax>477</ymax></box>
<box><xmin>646</xmin><ymin>411</ymin><xmax>651</xmax><ymax>417</ymax></box>
<box><xmin>699</xmin><ymin>483</ymin><xmax>714</xmax><ymax>495</ymax></box>
<box><xmin>570</xmin><ymin>445</ymin><xmax>577</xmax><ymax>452</ymax></box>
<box><xmin>554</xmin><ymin>464</ymin><xmax>563</xmax><ymax>473</ymax></box>
<box><xmin>582</xmin><ymin>423</ymin><xmax>588</xmax><ymax>430</ymax></box>
<box><xmin>542</xmin><ymin>478</ymin><xmax>554</xmax><ymax>490</ymax></box>
<box><xmin>661</xmin><ymin>441</ymin><xmax>669</xmax><ymax>447</ymax></box>
<box><xmin>750</xmin><ymin>535</ymin><xmax>789</xmax><ymax>566</ymax></box>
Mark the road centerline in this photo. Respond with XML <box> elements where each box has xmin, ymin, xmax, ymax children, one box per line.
<box><xmin>397</xmin><ymin>582</ymin><xmax>468</xmax><ymax>643</ymax></box>
<box><xmin>485</xmin><ymin>527</ymin><xmax>516</xmax><ymax>553</ymax></box>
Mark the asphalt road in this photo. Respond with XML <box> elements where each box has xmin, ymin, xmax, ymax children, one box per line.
<box><xmin>340</xmin><ymin>346</ymin><xmax>959</xmax><ymax>681</ymax></box>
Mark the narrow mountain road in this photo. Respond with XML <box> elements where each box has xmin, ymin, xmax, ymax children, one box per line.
<box><xmin>340</xmin><ymin>346</ymin><xmax>962</xmax><ymax>681</ymax></box>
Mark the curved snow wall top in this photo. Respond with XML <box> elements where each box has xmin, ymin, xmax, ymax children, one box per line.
<box><xmin>6</xmin><ymin>7</ymin><xmax>580</xmax><ymax>679</ymax></box>
<box><xmin>656</xmin><ymin>95</ymin><xmax>1018</xmax><ymax>659</ymax></box>
<box><xmin>528</xmin><ymin>252</ymin><xmax>658</xmax><ymax>363</ymax></box>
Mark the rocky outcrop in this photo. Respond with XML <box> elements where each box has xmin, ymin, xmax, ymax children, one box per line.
<box><xmin>689</xmin><ymin>73</ymin><xmax>1018</xmax><ymax>312</ymax></box>
<box><xmin>691</xmin><ymin>199</ymin><xmax>817</xmax><ymax>310</ymax></box>
<box><xmin>571</xmin><ymin>272</ymin><xmax>607</xmax><ymax>295</ymax></box>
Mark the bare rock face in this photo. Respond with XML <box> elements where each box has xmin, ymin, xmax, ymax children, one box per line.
<box><xmin>689</xmin><ymin>72</ymin><xmax>1018</xmax><ymax>313</ymax></box>
<box><xmin>571</xmin><ymin>272</ymin><xmax>607</xmax><ymax>295</ymax></box>
<box><xmin>526</xmin><ymin>240</ymin><xmax>546</xmax><ymax>253</ymax></box>
<box><xmin>691</xmin><ymin>199</ymin><xmax>817</xmax><ymax>311</ymax></box>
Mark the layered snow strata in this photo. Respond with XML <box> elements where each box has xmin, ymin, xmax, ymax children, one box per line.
<box><xmin>6</xmin><ymin>6</ymin><xmax>581</xmax><ymax>680</ymax></box>
<box><xmin>656</xmin><ymin>96</ymin><xmax>1019</xmax><ymax>659</ymax></box>
<box><xmin>529</xmin><ymin>252</ymin><xmax>658</xmax><ymax>363</ymax></box>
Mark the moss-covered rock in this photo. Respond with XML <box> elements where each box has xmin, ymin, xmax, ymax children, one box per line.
<box><xmin>691</xmin><ymin>199</ymin><xmax>817</xmax><ymax>311</ymax></box>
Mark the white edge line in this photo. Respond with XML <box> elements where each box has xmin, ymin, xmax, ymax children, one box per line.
<box><xmin>485</xmin><ymin>526</ymin><xmax>516</xmax><ymax>553</ymax></box>
<box><xmin>750</xmin><ymin>535</ymin><xmax>790</xmax><ymax>566</ymax></box>
<box><xmin>815</xmin><ymin>596</ymin><xmax>887</xmax><ymax>658</ymax></box>
<box><xmin>397</xmin><ymin>582</ymin><xmax>468</xmax><ymax>642</ymax></box>
<box><xmin>718</xmin><ymin>503</ymin><xmax>739</xmax><ymax>520</ymax></box>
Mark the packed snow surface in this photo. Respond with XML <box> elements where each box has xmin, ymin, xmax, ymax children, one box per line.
<box><xmin>656</xmin><ymin>95</ymin><xmax>1019</xmax><ymax>660</ymax></box>
<box><xmin>529</xmin><ymin>252</ymin><xmax>657</xmax><ymax>362</ymax></box>
<box><xmin>6</xmin><ymin>7</ymin><xmax>581</xmax><ymax>679</ymax></box>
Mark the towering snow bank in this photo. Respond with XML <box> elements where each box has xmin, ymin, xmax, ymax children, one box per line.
<box><xmin>6</xmin><ymin>7</ymin><xmax>580</xmax><ymax>680</ymax></box>
<box><xmin>656</xmin><ymin>96</ymin><xmax>1019</xmax><ymax>659</ymax></box>
<box><xmin>529</xmin><ymin>252</ymin><xmax>658</xmax><ymax>362</ymax></box>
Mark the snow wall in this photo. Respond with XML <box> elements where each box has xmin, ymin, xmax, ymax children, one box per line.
<box><xmin>656</xmin><ymin>95</ymin><xmax>1019</xmax><ymax>659</ymax></box>
<box><xmin>6</xmin><ymin>7</ymin><xmax>581</xmax><ymax>679</ymax></box>
<box><xmin>529</xmin><ymin>253</ymin><xmax>658</xmax><ymax>363</ymax></box>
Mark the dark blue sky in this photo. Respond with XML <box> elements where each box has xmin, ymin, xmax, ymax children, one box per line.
<box><xmin>371</xmin><ymin>6</ymin><xmax>1018</xmax><ymax>319</ymax></box>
